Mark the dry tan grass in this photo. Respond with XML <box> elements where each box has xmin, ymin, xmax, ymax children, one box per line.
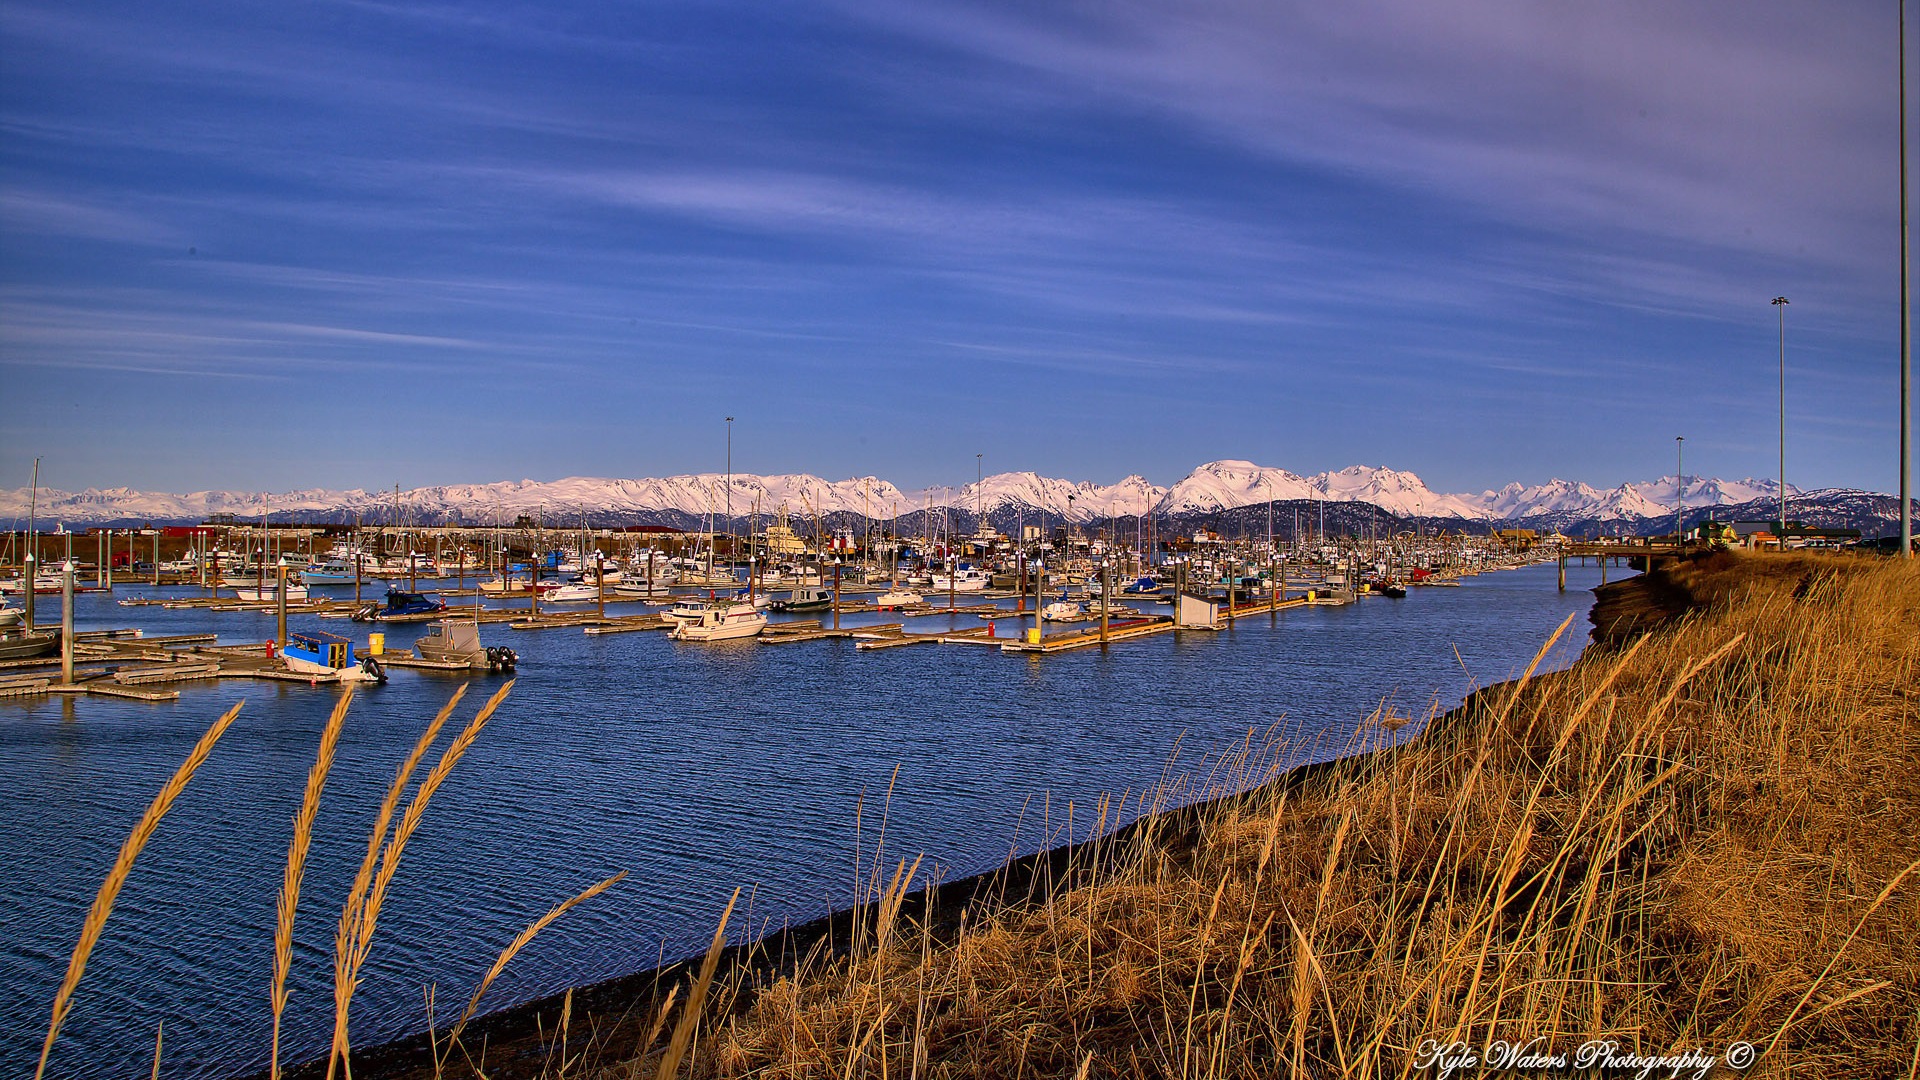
<box><xmin>275</xmin><ymin>688</ymin><xmax>357</xmax><ymax>1080</ymax></box>
<box><xmin>577</xmin><ymin>553</ymin><xmax>1919</xmax><ymax>1080</ymax></box>
<box><xmin>332</xmin><ymin>680</ymin><xmax>516</xmax><ymax>1077</ymax></box>
<box><xmin>38</xmin><ymin>554</ymin><xmax>1919</xmax><ymax>1079</ymax></box>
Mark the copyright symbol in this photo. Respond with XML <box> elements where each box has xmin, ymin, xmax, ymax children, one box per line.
<box><xmin>1725</xmin><ymin>1042</ymin><xmax>1755</xmax><ymax>1070</ymax></box>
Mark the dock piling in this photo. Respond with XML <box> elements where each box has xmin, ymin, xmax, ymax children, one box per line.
<box><xmin>1100</xmin><ymin>561</ymin><xmax>1110</xmax><ymax>644</ymax></box>
<box><xmin>61</xmin><ymin>563</ymin><xmax>74</xmax><ymax>685</ymax></box>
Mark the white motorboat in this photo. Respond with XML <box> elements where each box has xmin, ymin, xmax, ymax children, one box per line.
<box><xmin>670</xmin><ymin>601</ymin><xmax>769</xmax><ymax>641</ymax></box>
<box><xmin>1041</xmin><ymin>599</ymin><xmax>1086</xmax><ymax>622</ymax></box>
<box><xmin>540</xmin><ymin>581</ymin><xmax>601</xmax><ymax>603</ymax></box>
<box><xmin>299</xmin><ymin>558</ymin><xmax>362</xmax><ymax>585</ymax></box>
<box><xmin>665</xmin><ymin>593</ymin><xmax>759</xmax><ymax>623</ymax></box>
<box><xmin>928</xmin><ymin>568</ymin><xmax>989</xmax><ymax>592</ymax></box>
<box><xmin>0</xmin><ymin>574</ymin><xmax>64</xmax><ymax>595</ymax></box>
<box><xmin>873</xmin><ymin>588</ymin><xmax>924</xmax><ymax>609</ymax></box>
<box><xmin>232</xmin><ymin>582</ymin><xmax>309</xmax><ymax>602</ymax></box>
<box><xmin>0</xmin><ymin>602</ymin><xmax>22</xmax><ymax>629</ymax></box>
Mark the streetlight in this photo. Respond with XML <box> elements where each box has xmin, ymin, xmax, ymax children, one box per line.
<box><xmin>1773</xmin><ymin>296</ymin><xmax>1789</xmax><ymax>537</ymax></box>
<box><xmin>1675</xmin><ymin>436</ymin><xmax>1686</xmax><ymax>546</ymax></box>
<box><xmin>1905</xmin><ymin>0</ymin><xmax>1914</xmax><ymax>558</ymax></box>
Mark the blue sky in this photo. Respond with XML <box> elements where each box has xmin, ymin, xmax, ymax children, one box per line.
<box><xmin>0</xmin><ymin>1</ymin><xmax>1911</xmax><ymax>496</ymax></box>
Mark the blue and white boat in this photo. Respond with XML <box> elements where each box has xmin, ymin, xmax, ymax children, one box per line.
<box><xmin>299</xmin><ymin>558</ymin><xmax>363</xmax><ymax>585</ymax></box>
<box><xmin>281</xmin><ymin>630</ymin><xmax>385</xmax><ymax>682</ymax></box>
<box><xmin>352</xmin><ymin>589</ymin><xmax>448</xmax><ymax>623</ymax></box>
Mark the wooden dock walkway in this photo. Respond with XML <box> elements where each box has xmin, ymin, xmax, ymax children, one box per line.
<box><xmin>853</xmin><ymin>625</ymin><xmax>998</xmax><ymax>650</ymax></box>
<box><xmin>997</xmin><ymin>617</ymin><xmax>1177</xmax><ymax>654</ymax></box>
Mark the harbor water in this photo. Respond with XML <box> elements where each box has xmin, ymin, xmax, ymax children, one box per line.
<box><xmin>1</xmin><ymin>561</ymin><xmax>1617</xmax><ymax>1077</ymax></box>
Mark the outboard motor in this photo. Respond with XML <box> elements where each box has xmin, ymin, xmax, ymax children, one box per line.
<box><xmin>485</xmin><ymin>645</ymin><xmax>517</xmax><ymax>673</ymax></box>
<box><xmin>359</xmin><ymin>656</ymin><xmax>387</xmax><ymax>683</ymax></box>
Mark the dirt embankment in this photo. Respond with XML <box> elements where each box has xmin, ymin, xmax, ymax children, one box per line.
<box><xmin>1587</xmin><ymin>548</ymin><xmax>1855</xmax><ymax>646</ymax></box>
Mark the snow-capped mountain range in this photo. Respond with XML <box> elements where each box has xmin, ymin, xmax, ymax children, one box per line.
<box><xmin>0</xmin><ymin>461</ymin><xmax>1825</xmax><ymax>529</ymax></box>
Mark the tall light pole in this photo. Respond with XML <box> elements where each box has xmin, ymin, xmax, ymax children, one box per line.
<box><xmin>1675</xmin><ymin>436</ymin><xmax>1686</xmax><ymax>546</ymax></box>
<box><xmin>1905</xmin><ymin>0</ymin><xmax>1914</xmax><ymax>557</ymax></box>
<box><xmin>1773</xmin><ymin>296</ymin><xmax>1789</xmax><ymax>536</ymax></box>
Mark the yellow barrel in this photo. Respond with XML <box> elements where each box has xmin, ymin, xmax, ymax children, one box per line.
<box><xmin>368</xmin><ymin>632</ymin><xmax>385</xmax><ymax>656</ymax></box>
<box><xmin>1027</xmin><ymin>627</ymin><xmax>1041</xmax><ymax>644</ymax></box>
<box><xmin>1307</xmin><ymin>589</ymin><xmax>1317</xmax><ymax>602</ymax></box>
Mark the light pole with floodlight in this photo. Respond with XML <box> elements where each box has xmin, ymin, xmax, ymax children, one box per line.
<box><xmin>1773</xmin><ymin>296</ymin><xmax>1789</xmax><ymax>538</ymax></box>
<box><xmin>1675</xmin><ymin>436</ymin><xmax>1686</xmax><ymax>547</ymax></box>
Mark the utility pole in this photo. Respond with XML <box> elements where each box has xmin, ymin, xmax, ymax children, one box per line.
<box><xmin>1675</xmin><ymin>437</ymin><xmax>1686</xmax><ymax>548</ymax></box>
<box><xmin>1904</xmin><ymin>0</ymin><xmax>1914</xmax><ymax>557</ymax></box>
<box><xmin>1773</xmin><ymin>295</ymin><xmax>1790</xmax><ymax>537</ymax></box>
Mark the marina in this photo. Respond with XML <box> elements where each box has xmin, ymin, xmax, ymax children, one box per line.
<box><xmin>0</xmin><ymin>559</ymin><xmax>1615</xmax><ymax>1078</ymax></box>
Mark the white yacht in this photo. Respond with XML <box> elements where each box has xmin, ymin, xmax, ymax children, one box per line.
<box><xmin>232</xmin><ymin>581</ymin><xmax>309</xmax><ymax>602</ymax></box>
<box><xmin>928</xmin><ymin>567</ymin><xmax>989</xmax><ymax>592</ymax></box>
<box><xmin>670</xmin><ymin>601</ymin><xmax>769</xmax><ymax>641</ymax></box>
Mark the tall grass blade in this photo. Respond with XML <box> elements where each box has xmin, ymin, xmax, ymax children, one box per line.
<box><xmin>35</xmin><ymin>701</ymin><xmax>242</xmax><ymax>1080</ymax></box>
<box><xmin>448</xmin><ymin>870</ymin><xmax>629</xmax><ymax>1047</ymax></box>
<box><xmin>272</xmin><ymin>687</ymin><xmax>354</xmax><ymax>1080</ymax></box>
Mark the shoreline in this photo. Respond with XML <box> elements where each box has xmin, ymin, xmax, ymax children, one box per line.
<box><xmin>268</xmin><ymin>574</ymin><xmax>1623</xmax><ymax>1080</ymax></box>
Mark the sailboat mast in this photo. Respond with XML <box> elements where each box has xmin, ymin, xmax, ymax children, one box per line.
<box><xmin>24</xmin><ymin>458</ymin><xmax>39</xmax><ymax>629</ymax></box>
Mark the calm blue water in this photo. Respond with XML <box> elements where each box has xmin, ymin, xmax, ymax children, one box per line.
<box><xmin>0</xmin><ymin>562</ymin><xmax>1616</xmax><ymax>1077</ymax></box>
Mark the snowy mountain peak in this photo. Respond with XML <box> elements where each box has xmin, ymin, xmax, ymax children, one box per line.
<box><xmin>0</xmin><ymin>465</ymin><xmax>1840</xmax><ymax>529</ymax></box>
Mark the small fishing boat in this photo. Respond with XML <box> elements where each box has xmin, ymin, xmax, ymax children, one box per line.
<box><xmin>0</xmin><ymin>629</ymin><xmax>58</xmax><ymax>660</ymax></box>
<box><xmin>872</xmin><ymin>588</ymin><xmax>924</xmax><ymax>609</ymax></box>
<box><xmin>1120</xmin><ymin>575</ymin><xmax>1164</xmax><ymax>595</ymax></box>
<box><xmin>1041</xmin><ymin>591</ymin><xmax>1087</xmax><ymax>622</ymax></box>
<box><xmin>540</xmin><ymin>580</ymin><xmax>601</xmax><ymax>603</ymax></box>
<box><xmin>0</xmin><ymin>574</ymin><xmax>65</xmax><ymax>595</ymax></box>
<box><xmin>231</xmin><ymin>581</ymin><xmax>309</xmax><ymax>602</ymax></box>
<box><xmin>928</xmin><ymin>567</ymin><xmax>989</xmax><ymax>592</ymax></box>
<box><xmin>665</xmin><ymin>593</ymin><xmax>756</xmax><ymax>624</ymax></box>
<box><xmin>670</xmin><ymin>601</ymin><xmax>769</xmax><ymax>641</ymax></box>
<box><xmin>281</xmin><ymin>631</ymin><xmax>385</xmax><ymax>682</ymax></box>
<box><xmin>299</xmin><ymin>558</ymin><xmax>362</xmax><ymax>585</ymax></box>
<box><xmin>414</xmin><ymin>618</ymin><xmax>517</xmax><ymax>672</ymax></box>
<box><xmin>770</xmin><ymin>586</ymin><xmax>833</xmax><ymax>612</ymax></box>
<box><xmin>0</xmin><ymin>602</ymin><xmax>21</xmax><ymax>629</ymax></box>
<box><xmin>352</xmin><ymin>589</ymin><xmax>447</xmax><ymax>623</ymax></box>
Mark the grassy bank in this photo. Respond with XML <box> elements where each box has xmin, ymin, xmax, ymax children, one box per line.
<box><xmin>38</xmin><ymin>553</ymin><xmax>1920</xmax><ymax>1078</ymax></box>
<box><xmin>589</xmin><ymin>552</ymin><xmax>1919</xmax><ymax>1078</ymax></box>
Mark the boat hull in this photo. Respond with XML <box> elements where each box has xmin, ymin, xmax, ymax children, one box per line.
<box><xmin>0</xmin><ymin>631</ymin><xmax>57</xmax><ymax>660</ymax></box>
<box><xmin>670</xmin><ymin>610</ymin><xmax>769</xmax><ymax>641</ymax></box>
